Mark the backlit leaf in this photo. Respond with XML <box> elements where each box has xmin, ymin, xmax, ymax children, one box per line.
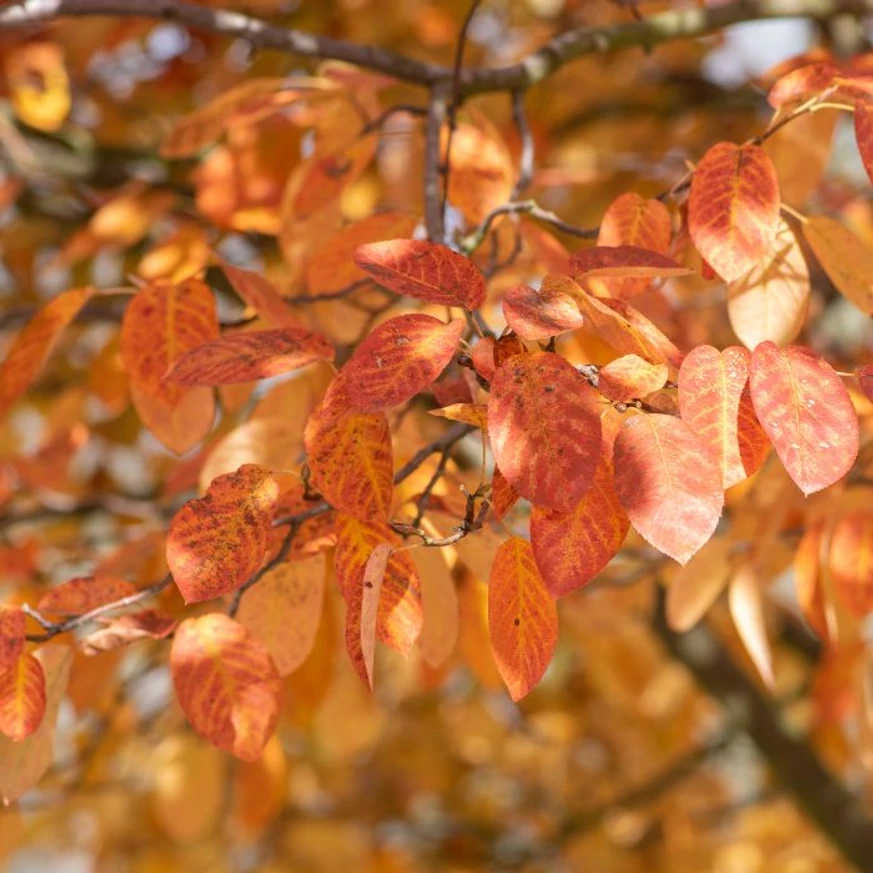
<box><xmin>37</xmin><ymin>575</ymin><xmax>138</xmax><ymax>616</ymax></box>
<box><xmin>412</xmin><ymin>540</ymin><xmax>458</xmax><ymax>668</ymax></box>
<box><xmin>678</xmin><ymin>345</ymin><xmax>770</xmax><ymax>489</ymax></box>
<box><xmin>428</xmin><ymin>402</ymin><xmax>488</xmax><ymax>429</ymax></box>
<box><xmin>688</xmin><ymin>142</ymin><xmax>780</xmax><ymax>282</ymax></box>
<box><xmin>0</xmin><ymin>654</ymin><xmax>46</xmax><ymax>741</ymax></box>
<box><xmin>855</xmin><ymin>100</ymin><xmax>873</xmax><ymax>184</ymax></box>
<box><xmin>170</xmin><ymin>613</ymin><xmax>281</xmax><ymax>762</ymax></box>
<box><xmin>749</xmin><ymin>342</ymin><xmax>858</xmax><ymax>495</ymax></box>
<box><xmin>120</xmin><ymin>278</ymin><xmax>219</xmax><ymax>454</ymax></box>
<box><xmin>858</xmin><ymin>364</ymin><xmax>873</xmax><ymax>403</ymax></box>
<box><xmin>802</xmin><ymin>215</ymin><xmax>873</xmax><ymax>315</ymax></box>
<box><xmin>350</xmin><ymin>543</ymin><xmax>392</xmax><ymax>689</ymax></box>
<box><xmin>491</xmin><ymin>466</ymin><xmax>519</xmax><ymax>520</ymax></box>
<box><xmin>165</xmin><ymin>327</ymin><xmax>334</xmax><ymax>386</ymax></box>
<box><xmin>353</xmin><ymin>240</ymin><xmax>486</xmax><ymax>309</ymax></box>
<box><xmin>571</xmin><ymin>245</ymin><xmax>689</xmax><ymax>298</ymax></box>
<box><xmin>613</xmin><ymin>414</ymin><xmax>724</xmax><ymax>564</ymax></box>
<box><xmin>488</xmin><ymin>352</ymin><xmax>601</xmax><ymax>511</ymax></box>
<box><xmin>795</xmin><ymin>520</ymin><xmax>828</xmax><ymax>638</ymax></box>
<box><xmin>79</xmin><ymin>610</ymin><xmax>177</xmax><ymax>655</ymax></box>
<box><xmin>666</xmin><ymin>536</ymin><xmax>733</xmax><ymax>631</ymax></box>
<box><xmin>767</xmin><ymin>61</ymin><xmax>841</xmax><ymax>107</ymax></box>
<box><xmin>218</xmin><ymin>259</ymin><xmax>302</xmax><ymax>328</ymax></box>
<box><xmin>488</xmin><ymin>538</ymin><xmax>558</xmax><ymax>702</ymax></box>
<box><xmin>4</xmin><ymin>42</ymin><xmax>70</xmax><ymax>132</ymax></box>
<box><xmin>167</xmin><ymin>464</ymin><xmax>279</xmax><ymax>603</ymax></box>
<box><xmin>0</xmin><ymin>287</ymin><xmax>93</xmax><ymax>420</ymax></box>
<box><xmin>304</xmin><ymin>404</ymin><xmax>393</xmax><ymax>522</ymax></box>
<box><xmin>727</xmin><ymin>217</ymin><xmax>809</xmax><ymax>348</ymax></box>
<box><xmin>728</xmin><ymin>562</ymin><xmax>774</xmax><ymax>687</ymax></box>
<box><xmin>598</xmin><ymin>354</ymin><xmax>668</xmax><ymax>402</ymax></box>
<box><xmin>502</xmin><ymin>276</ymin><xmax>585</xmax><ymax>340</ymax></box>
<box><xmin>237</xmin><ymin>555</ymin><xmax>326</xmax><ymax>676</ymax></box>
<box><xmin>596</xmin><ymin>193</ymin><xmax>673</xmax><ymax>298</ymax></box>
<box><xmin>530</xmin><ymin>454</ymin><xmax>629</xmax><ymax>596</ymax></box>
<box><xmin>331</xmin><ymin>314</ymin><xmax>464</xmax><ymax>411</ymax></box>
<box><xmin>0</xmin><ymin>609</ymin><xmax>25</xmax><ymax>673</ymax></box>
<box><xmin>829</xmin><ymin>511</ymin><xmax>873</xmax><ymax>616</ymax></box>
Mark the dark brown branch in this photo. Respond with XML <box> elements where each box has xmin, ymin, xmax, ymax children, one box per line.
<box><xmin>653</xmin><ymin>588</ymin><xmax>873</xmax><ymax>873</ymax></box>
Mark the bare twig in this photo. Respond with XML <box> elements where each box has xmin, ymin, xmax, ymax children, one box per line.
<box><xmin>510</xmin><ymin>90</ymin><xmax>535</xmax><ymax>199</ymax></box>
<box><xmin>424</xmin><ymin>81</ymin><xmax>451</xmax><ymax>242</ymax></box>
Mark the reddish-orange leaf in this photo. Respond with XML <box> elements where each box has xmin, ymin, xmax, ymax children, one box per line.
<box><xmin>349</xmin><ymin>543</ymin><xmax>392</xmax><ymax>689</ymax></box>
<box><xmin>167</xmin><ymin>464</ymin><xmax>279</xmax><ymax>603</ymax></box>
<box><xmin>306</xmin><ymin>213</ymin><xmax>417</xmax><ymax>296</ymax></box>
<box><xmin>353</xmin><ymin>239</ymin><xmax>486</xmax><ymax>309</ymax></box>
<box><xmin>0</xmin><ymin>287</ymin><xmax>93</xmax><ymax>420</ymax></box>
<box><xmin>0</xmin><ymin>654</ymin><xmax>46</xmax><ymax>741</ymax></box>
<box><xmin>858</xmin><ymin>364</ymin><xmax>873</xmax><ymax>402</ymax></box>
<box><xmin>829</xmin><ymin>511</ymin><xmax>873</xmax><ymax>616</ymax></box>
<box><xmin>688</xmin><ymin>142</ymin><xmax>780</xmax><ymax>282</ymax></box>
<box><xmin>749</xmin><ymin>342</ymin><xmax>858</xmax><ymax>495</ymax></box>
<box><xmin>165</xmin><ymin>327</ymin><xmax>334</xmax><ymax>386</ymax></box>
<box><xmin>304</xmin><ymin>404</ymin><xmax>393</xmax><ymax>522</ymax></box>
<box><xmin>502</xmin><ymin>276</ymin><xmax>585</xmax><ymax>340</ymax></box>
<box><xmin>218</xmin><ymin>259</ymin><xmax>301</xmax><ymax>328</ymax></box>
<box><xmin>491</xmin><ymin>466</ymin><xmax>519</xmax><ymax>521</ymax></box>
<box><xmin>170</xmin><ymin>613</ymin><xmax>280</xmax><ymax>762</ymax></box>
<box><xmin>598</xmin><ymin>355</ymin><xmax>668</xmax><ymax>402</ymax></box>
<box><xmin>412</xmin><ymin>541</ymin><xmax>458</xmax><ymax>669</ymax></box>
<box><xmin>678</xmin><ymin>345</ymin><xmax>770</xmax><ymax>489</ymax></box>
<box><xmin>488</xmin><ymin>352</ymin><xmax>601</xmax><ymax>511</ymax></box>
<box><xmin>470</xmin><ymin>336</ymin><xmax>496</xmax><ymax>381</ymax></box>
<box><xmin>488</xmin><ymin>538</ymin><xmax>558</xmax><ymax>702</ymax></box>
<box><xmin>331</xmin><ymin>314</ymin><xmax>464</xmax><ymax>411</ymax></box>
<box><xmin>428</xmin><ymin>403</ymin><xmax>488</xmax><ymax>430</ymax></box>
<box><xmin>727</xmin><ymin>217</ymin><xmax>809</xmax><ymax>349</ymax></box>
<box><xmin>795</xmin><ymin>520</ymin><xmax>828</xmax><ymax>638</ymax></box>
<box><xmin>237</xmin><ymin>555</ymin><xmax>325</xmax><ymax>676</ymax></box>
<box><xmin>79</xmin><ymin>610</ymin><xmax>178</xmax><ymax>656</ymax></box>
<box><xmin>570</xmin><ymin>245</ymin><xmax>689</xmax><ymax>298</ymax></box>
<box><xmin>37</xmin><ymin>575</ymin><xmax>138</xmax><ymax>616</ymax></box>
<box><xmin>597</xmin><ymin>193</ymin><xmax>673</xmax><ymax>298</ymax></box>
<box><xmin>613</xmin><ymin>414</ymin><xmax>724</xmax><ymax>564</ymax></box>
<box><xmin>855</xmin><ymin>100</ymin><xmax>873</xmax><ymax>184</ymax></box>
<box><xmin>333</xmin><ymin>515</ymin><xmax>422</xmax><ymax>661</ymax></box>
<box><xmin>530</xmin><ymin>453</ymin><xmax>629</xmax><ymax>596</ymax></box>
<box><xmin>0</xmin><ymin>608</ymin><xmax>25</xmax><ymax>673</ymax></box>
<box><xmin>767</xmin><ymin>61</ymin><xmax>841</xmax><ymax>107</ymax></box>
<box><xmin>120</xmin><ymin>278</ymin><xmax>219</xmax><ymax>454</ymax></box>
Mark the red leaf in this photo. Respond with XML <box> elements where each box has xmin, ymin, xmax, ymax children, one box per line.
<box><xmin>749</xmin><ymin>342</ymin><xmax>858</xmax><ymax>495</ymax></box>
<box><xmin>488</xmin><ymin>537</ymin><xmax>558</xmax><ymax>702</ymax></box>
<box><xmin>0</xmin><ymin>654</ymin><xmax>46</xmax><ymax>741</ymax></box>
<box><xmin>531</xmin><ymin>453</ymin><xmax>629</xmax><ymax>596</ymax></box>
<box><xmin>688</xmin><ymin>142</ymin><xmax>780</xmax><ymax>282</ymax></box>
<box><xmin>165</xmin><ymin>328</ymin><xmax>334</xmax><ymax>386</ymax></box>
<box><xmin>678</xmin><ymin>345</ymin><xmax>770</xmax><ymax>489</ymax></box>
<box><xmin>37</xmin><ymin>575</ymin><xmax>138</xmax><ymax>617</ymax></box>
<box><xmin>304</xmin><ymin>404</ymin><xmax>393</xmax><ymax>522</ymax></box>
<box><xmin>170</xmin><ymin>613</ymin><xmax>280</xmax><ymax>762</ymax></box>
<box><xmin>598</xmin><ymin>354</ymin><xmax>668</xmax><ymax>402</ymax></box>
<box><xmin>0</xmin><ymin>608</ymin><xmax>25</xmax><ymax>673</ymax></box>
<box><xmin>353</xmin><ymin>239</ymin><xmax>486</xmax><ymax>309</ymax></box>
<box><xmin>502</xmin><ymin>276</ymin><xmax>585</xmax><ymax>341</ymax></box>
<box><xmin>767</xmin><ymin>62</ymin><xmax>842</xmax><ymax>107</ymax></box>
<box><xmin>487</xmin><ymin>352</ymin><xmax>602</xmax><ymax>511</ymax></box>
<box><xmin>167</xmin><ymin>464</ymin><xmax>279</xmax><ymax>603</ymax></box>
<box><xmin>855</xmin><ymin>100</ymin><xmax>873</xmax><ymax>185</ymax></box>
<box><xmin>491</xmin><ymin>466</ymin><xmax>519</xmax><ymax>521</ymax></box>
<box><xmin>79</xmin><ymin>610</ymin><xmax>178</xmax><ymax>655</ymax></box>
<box><xmin>613</xmin><ymin>414</ymin><xmax>724</xmax><ymax>564</ymax></box>
<box><xmin>331</xmin><ymin>314</ymin><xmax>463</xmax><ymax>411</ymax></box>
<box><xmin>858</xmin><ymin>364</ymin><xmax>873</xmax><ymax>403</ymax></box>
<box><xmin>570</xmin><ymin>245</ymin><xmax>689</xmax><ymax>290</ymax></box>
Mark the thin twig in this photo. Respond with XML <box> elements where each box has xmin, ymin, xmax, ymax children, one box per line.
<box><xmin>424</xmin><ymin>81</ymin><xmax>451</xmax><ymax>242</ymax></box>
<box><xmin>510</xmin><ymin>90</ymin><xmax>535</xmax><ymax>199</ymax></box>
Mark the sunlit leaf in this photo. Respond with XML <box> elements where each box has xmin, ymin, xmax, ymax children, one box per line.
<box><xmin>0</xmin><ymin>608</ymin><xmax>25</xmax><ymax>673</ymax></box>
<box><xmin>4</xmin><ymin>41</ymin><xmax>70</xmax><ymax>132</ymax></box>
<box><xmin>412</xmin><ymin>541</ymin><xmax>458</xmax><ymax>668</ymax></box>
<box><xmin>571</xmin><ymin>245</ymin><xmax>690</xmax><ymax>299</ymax></box>
<box><xmin>0</xmin><ymin>654</ymin><xmax>46</xmax><ymax>741</ymax></box>
<box><xmin>666</xmin><ymin>536</ymin><xmax>733</xmax><ymax>631</ymax></box>
<box><xmin>218</xmin><ymin>259</ymin><xmax>302</xmax><ymax>328</ymax></box>
<box><xmin>728</xmin><ymin>562</ymin><xmax>774</xmax><ymax>688</ymax></box>
<box><xmin>502</xmin><ymin>276</ymin><xmax>585</xmax><ymax>340</ymax></box>
<box><xmin>829</xmin><ymin>511</ymin><xmax>873</xmax><ymax>616</ymax></box>
<box><xmin>79</xmin><ymin>610</ymin><xmax>177</xmax><ymax>655</ymax></box>
<box><xmin>598</xmin><ymin>354</ymin><xmax>668</xmax><ymax>402</ymax></box>
<box><xmin>37</xmin><ymin>575</ymin><xmax>138</xmax><ymax>616</ymax></box>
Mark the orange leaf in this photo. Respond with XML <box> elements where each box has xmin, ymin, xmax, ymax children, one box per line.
<box><xmin>678</xmin><ymin>345</ymin><xmax>770</xmax><ymax>489</ymax></box>
<box><xmin>165</xmin><ymin>327</ymin><xmax>334</xmax><ymax>386</ymax></box>
<box><xmin>0</xmin><ymin>654</ymin><xmax>46</xmax><ymax>741</ymax></box>
<box><xmin>170</xmin><ymin>613</ymin><xmax>280</xmax><ymax>762</ymax></box>
<box><xmin>0</xmin><ymin>287</ymin><xmax>93</xmax><ymax>420</ymax></box>
<box><xmin>596</xmin><ymin>193</ymin><xmax>673</xmax><ymax>298</ymax></box>
<box><xmin>488</xmin><ymin>352</ymin><xmax>601</xmax><ymax>511</ymax></box>
<box><xmin>167</xmin><ymin>464</ymin><xmax>279</xmax><ymax>603</ymax></box>
<box><xmin>237</xmin><ymin>555</ymin><xmax>326</xmax><ymax>676</ymax></box>
<box><xmin>858</xmin><ymin>364</ymin><xmax>873</xmax><ymax>403</ymax></box>
<box><xmin>855</xmin><ymin>100</ymin><xmax>873</xmax><ymax>184</ymax></box>
<box><xmin>795</xmin><ymin>520</ymin><xmax>828</xmax><ymax>638</ymax></box>
<box><xmin>598</xmin><ymin>354</ymin><xmax>668</xmax><ymax>402</ymax></box>
<box><xmin>334</xmin><ymin>515</ymin><xmax>422</xmax><ymax>663</ymax></box>
<box><xmin>728</xmin><ymin>562</ymin><xmax>774</xmax><ymax>688</ymax></box>
<box><xmin>571</xmin><ymin>245</ymin><xmax>689</xmax><ymax>298</ymax></box>
<box><xmin>304</xmin><ymin>404</ymin><xmax>393</xmax><ymax>522</ymax></box>
<box><xmin>0</xmin><ymin>608</ymin><xmax>25</xmax><ymax>673</ymax></box>
<box><xmin>412</xmin><ymin>541</ymin><xmax>458</xmax><ymax>668</ymax></box>
<box><xmin>502</xmin><ymin>276</ymin><xmax>585</xmax><ymax>341</ymax></box>
<box><xmin>829</xmin><ymin>511</ymin><xmax>873</xmax><ymax>616</ymax></box>
<box><xmin>727</xmin><ymin>217</ymin><xmax>809</xmax><ymax>349</ymax></box>
<box><xmin>749</xmin><ymin>342</ymin><xmax>858</xmax><ymax>495</ymax></box>
<box><xmin>488</xmin><ymin>538</ymin><xmax>558</xmax><ymax>702</ymax></box>
<box><xmin>306</xmin><ymin>214</ymin><xmax>418</xmax><ymax>296</ymax></box>
<box><xmin>218</xmin><ymin>259</ymin><xmax>302</xmax><ymax>328</ymax></box>
<box><xmin>353</xmin><ymin>240</ymin><xmax>486</xmax><ymax>309</ymax></box>
<box><xmin>4</xmin><ymin>42</ymin><xmax>70</xmax><ymax>132</ymax></box>
<box><xmin>331</xmin><ymin>314</ymin><xmax>464</xmax><ymax>411</ymax></box>
<box><xmin>688</xmin><ymin>142</ymin><xmax>780</xmax><ymax>282</ymax></box>
<box><xmin>428</xmin><ymin>403</ymin><xmax>488</xmax><ymax>429</ymax></box>
<box><xmin>120</xmin><ymin>278</ymin><xmax>219</xmax><ymax>454</ymax></box>
<box><xmin>767</xmin><ymin>61</ymin><xmax>841</xmax><ymax>107</ymax></box>
<box><xmin>36</xmin><ymin>575</ymin><xmax>138</xmax><ymax>616</ymax></box>
<box><xmin>613</xmin><ymin>414</ymin><xmax>724</xmax><ymax>564</ymax></box>
<box><xmin>349</xmin><ymin>543</ymin><xmax>393</xmax><ymax>689</ymax></box>
<box><xmin>79</xmin><ymin>610</ymin><xmax>177</xmax><ymax>655</ymax></box>
<box><xmin>530</xmin><ymin>454</ymin><xmax>629</xmax><ymax>596</ymax></box>
<box><xmin>665</xmin><ymin>536</ymin><xmax>733</xmax><ymax>631</ymax></box>
<box><xmin>491</xmin><ymin>466</ymin><xmax>519</xmax><ymax>521</ymax></box>
<box><xmin>802</xmin><ymin>215</ymin><xmax>873</xmax><ymax>315</ymax></box>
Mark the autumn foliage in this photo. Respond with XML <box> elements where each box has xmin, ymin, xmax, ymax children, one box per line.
<box><xmin>6</xmin><ymin>1</ymin><xmax>873</xmax><ymax>869</ymax></box>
